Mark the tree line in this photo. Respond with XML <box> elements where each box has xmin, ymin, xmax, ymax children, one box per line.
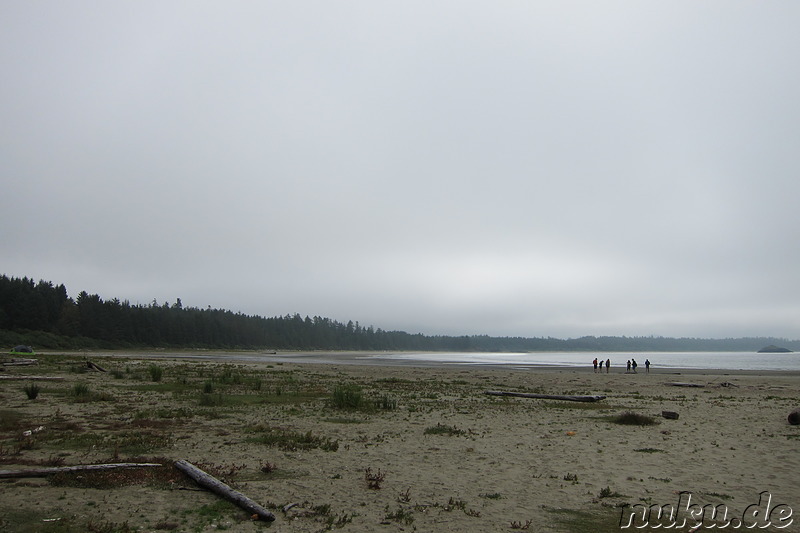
<box><xmin>1</xmin><ymin>274</ymin><xmax>797</xmax><ymax>352</ymax></box>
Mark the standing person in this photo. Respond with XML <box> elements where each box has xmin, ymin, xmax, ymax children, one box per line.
<box><xmin>599</xmin><ymin>359</ymin><xmax>604</xmax><ymax>372</ymax></box>
<box><xmin>626</xmin><ymin>360</ymin><xmax>631</xmax><ymax>373</ymax></box>
<box><xmin>645</xmin><ymin>359</ymin><xmax>650</xmax><ymax>373</ymax></box>
<box><xmin>631</xmin><ymin>358</ymin><xmax>638</xmax><ymax>373</ymax></box>
<box><xmin>606</xmin><ymin>358</ymin><xmax>610</xmax><ymax>373</ymax></box>
<box><xmin>593</xmin><ymin>358</ymin><xmax>598</xmax><ymax>373</ymax></box>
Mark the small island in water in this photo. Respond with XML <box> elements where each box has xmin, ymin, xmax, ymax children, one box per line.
<box><xmin>757</xmin><ymin>345</ymin><xmax>793</xmax><ymax>353</ymax></box>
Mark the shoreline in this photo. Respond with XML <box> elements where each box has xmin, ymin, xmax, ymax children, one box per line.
<box><xmin>33</xmin><ymin>349</ymin><xmax>800</xmax><ymax>377</ymax></box>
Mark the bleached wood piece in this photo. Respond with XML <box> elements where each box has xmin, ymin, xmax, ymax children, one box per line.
<box><xmin>0</xmin><ymin>462</ymin><xmax>162</xmax><ymax>479</ymax></box>
<box><xmin>174</xmin><ymin>460</ymin><xmax>276</xmax><ymax>522</ymax></box>
<box><xmin>485</xmin><ymin>390</ymin><xmax>606</xmax><ymax>402</ymax></box>
<box><xmin>0</xmin><ymin>376</ymin><xmax>64</xmax><ymax>380</ymax></box>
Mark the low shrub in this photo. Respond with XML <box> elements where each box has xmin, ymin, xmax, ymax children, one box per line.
<box><xmin>331</xmin><ymin>385</ymin><xmax>364</xmax><ymax>410</ymax></box>
<box><xmin>148</xmin><ymin>365</ymin><xmax>163</xmax><ymax>382</ymax></box>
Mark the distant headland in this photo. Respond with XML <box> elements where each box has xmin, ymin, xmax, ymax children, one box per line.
<box><xmin>757</xmin><ymin>345</ymin><xmax>793</xmax><ymax>353</ymax></box>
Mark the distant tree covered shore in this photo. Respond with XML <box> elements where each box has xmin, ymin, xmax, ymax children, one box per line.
<box><xmin>1</xmin><ymin>275</ymin><xmax>797</xmax><ymax>353</ymax></box>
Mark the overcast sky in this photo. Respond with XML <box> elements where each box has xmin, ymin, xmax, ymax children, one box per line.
<box><xmin>2</xmin><ymin>2</ymin><xmax>799</xmax><ymax>340</ymax></box>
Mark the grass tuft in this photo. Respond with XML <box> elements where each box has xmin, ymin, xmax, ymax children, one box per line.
<box><xmin>148</xmin><ymin>365</ymin><xmax>163</xmax><ymax>382</ymax></box>
<box><xmin>330</xmin><ymin>385</ymin><xmax>365</xmax><ymax>410</ymax></box>
<box><xmin>248</xmin><ymin>425</ymin><xmax>339</xmax><ymax>452</ymax></box>
<box><xmin>23</xmin><ymin>382</ymin><xmax>40</xmax><ymax>400</ymax></box>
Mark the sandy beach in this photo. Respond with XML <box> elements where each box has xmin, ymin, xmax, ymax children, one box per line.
<box><xmin>1</xmin><ymin>352</ymin><xmax>798</xmax><ymax>532</ymax></box>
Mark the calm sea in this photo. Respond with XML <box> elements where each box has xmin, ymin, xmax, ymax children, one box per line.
<box><xmin>360</xmin><ymin>351</ymin><xmax>800</xmax><ymax>372</ymax></box>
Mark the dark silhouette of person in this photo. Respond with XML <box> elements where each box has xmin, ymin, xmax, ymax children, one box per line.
<box><xmin>599</xmin><ymin>359</ymin><xmax>604</xmax><ymax>372</ymax></box>
<box><xmin>645</xmin><ymin>359</ymin><xmax>650</xmax><ymax>373</ymax></box>
<box><xmin>631</xmin><ymin>359</ymin><xmax>638</xmax><ymax>373</ymax></box>
<box><xmin>626</xmin><ymin>360</ymin><xmax>631</xmax><ymax>373</ymax></box>
<box><xmin>593</xmin><ymin>358</ymin><xmax>598</xmax><ymax>373</ymax></box>
<box><xmin>606</xmin><ymin>358</ymin><xmax>610</xmax><ymax>373</ymax></box>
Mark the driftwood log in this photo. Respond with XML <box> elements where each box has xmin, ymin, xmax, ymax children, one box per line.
<box><xmin>85</xmin><ymin>361</ymin><xmax>107</xmax><ymax>372</ymax></box>
<box><xmin>788</xmin><ymin>409</ymin><xmax>800</xmax><ymax>425</ymax></box>
<box><xmin>662</xmin><ymin>411</ymin><xmax>680</xmax><ymax>420</ymax></box>
<box><xmin>174</xmin><ymin>460</ymin><xmax>276</xmax><ymax>521</ymax></box>
<box><xmin>0</xmin><ymin>462</ymin><xmax>162</xmax><ymax>479</ymax></box>
<box><xmin>665</xmin><ymin>382</ymin><xmax>705</xmax><ymax>388</ymax></box>
<box><xmin>485</xmin><ymin>390</ymin><xmax>606</xmax><ymax>402</ymax></box>
<box><xmin>0</xmin><ymin>375</ymin><xmax>64</xmax><ymax>380</ymax></box>
<box><xmin>2</xmin><ymin>358</ymin><xmax>38</xmax><ymax>366</ymax></box>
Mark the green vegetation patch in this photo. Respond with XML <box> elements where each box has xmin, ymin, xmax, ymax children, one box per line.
<box><xmin>330</xmin><ymin>385</ymin><xmax>366</xmax><ymax>410</ymax></box>
<box><xmin>247</xmin><ymin>425</ymin><xmax>339</xmax><ymax>452</ymax></box>
<box><xmin>68</xmin><ymin>383</ymin><xmax>115</xmax><ymax>403</ymax></box>
<box><xmin>45</xmin><ymin>430</ymin><xmax>172</xmax><ymax>455</ymax></box>
<box><xmin>183</xmin><ymin>500</ymin><xmax>242</xmax><ymax>529</ymax></box>
<box><xmin>384</xmin><ymin>505</ymin><xmax>415</xmax><ymax>525</ymax></box>
<box><xmin>608</xmin><ymin>411</ymin><xmax>660</xmax><ymax>426</ymax></box>
<box><xmin>599</xmin><ymin>486</ymin><xmax>628</xmax><ymax>499</ymax></box>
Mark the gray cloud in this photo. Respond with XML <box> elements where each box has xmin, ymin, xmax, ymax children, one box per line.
<box><xmin>2</xmin><ymin>2</ymin><xmax>799</xmax><ymax>339</ymax></box>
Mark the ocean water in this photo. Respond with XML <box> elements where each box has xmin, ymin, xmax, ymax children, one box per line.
<box><xmin>360</xmin><ymin>351</ymin><xmax>800</xmax><ymax>372</ymax></box>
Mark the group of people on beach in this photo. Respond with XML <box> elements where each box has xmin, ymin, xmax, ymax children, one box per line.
<box><xmin>592</xmin><ymin>357</ymin><xmax>611</xmax><ymax>373</ymax></box>
<box><xmin>593</xmin><ymin>357</ymin><xmax>651</xmax><ymax>373</ymax></box>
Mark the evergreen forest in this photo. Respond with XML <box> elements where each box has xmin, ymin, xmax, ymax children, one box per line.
<box><xmin>1</xmin><ymin>274</ymin><xmax>798</xmax><ymax>353</ymax></box>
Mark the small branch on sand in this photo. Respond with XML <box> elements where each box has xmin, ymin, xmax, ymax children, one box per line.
<box><xmin>0</xmin><ymin>463</ymin><xmax>163</xmax><ymax>479</ymax></box>
<box><xmin>485</xmin><ymin>391</ymin><xmax>606</xmax><ymax>402</ymax></box>
<box><xmin>174</xmin><ymin>460</ymin><xmax>276</xmax><ymax>522</ymax></box>
<box><xmin>664</xmin><ymin>382</ymin><xmax>705</xmax><ymax>388</ymax></box>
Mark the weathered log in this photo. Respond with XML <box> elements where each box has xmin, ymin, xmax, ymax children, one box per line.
<box><xmin>788</xmin><ymin>408</ymin><xmax>800</xmax><ymax>425</ymax></box>
<box><xmin>662</xmin><ymin>411</ymin><xmax>680</xmax><ymax>420</ymax></box>
<box><xmin>485</xmin><ymin>390</ymin><xmax>606</xmax><ymax>402</ymax></box>
<box><xmin>86</xmin><ymin>361</ymin><xmax>107</xmax><ymax>372</ymax></box>
<box><xmin>2</xmin><ymin>359</ymin><xmax>38</xmax><ymax>366</ymax></box>
<box><xmin>0</xmin><ymin>462</ymin><xmax>162</xmax><ymax>479</ymax></box>
<box><xmin>0</xmin><ymin>375</ymin><xmax>64</xmax><ymax>381</ymax></box>
<box><xmin>174</xmin><ymin>460</ymin><xmax>276</xmax><ymax>522</ymax></box>
<box><xmin>664</xmin><ymin>382</ymin><xmax>705</xmax><ymax>388</ymax></box>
